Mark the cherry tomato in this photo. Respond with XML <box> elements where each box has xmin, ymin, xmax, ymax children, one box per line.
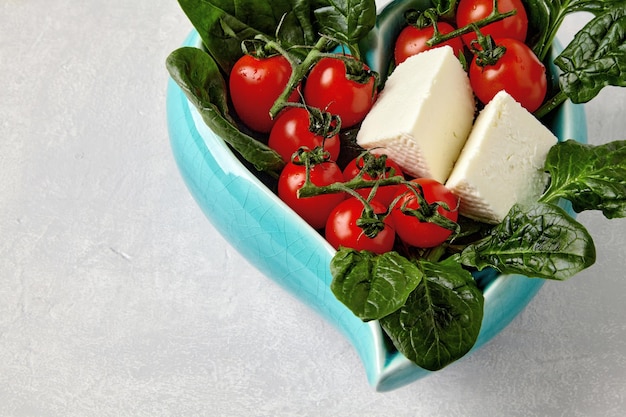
<box><xmin>325</xmin><ymin>198</ymin><xmax>395</xmax><ymax>254</ymax></box>
<box><xmin>268</xmin><ymin>107</ymin><xmax>341</xmax><ymax>162</ymax></box>
<box><xmin>391</xmin><ymin>178</ymin><xmax>459</xmax><ymax>248</ymax></box>
<box><xmin>394</xmin><ymin>22</ymin><xmax>465</xmax><ymax>65</ymax></box>
<box><xmin>469</xmin><ymin>37</ymin><xmax>547</xmax><ymax>112</ymax></box>
<box><xmin>277</xmin><ymin>160</ymin><xmax>345</xmax><ymax>229</ymax></box>
<box><xmin>342</xmin><ymin>154</ymin><xmax>405</xmax><ymax>206</ymax></box>
<box><xmin>303</xmin><ymin>57</ymin><xmax>377</xmax><ymax>129</ymax></box>
<box><xmin>229</xmin><ymin>54</ymin><xmax>299</xmax><ymax>133</ymax></box>
<box><xmin>456</xmin><ymin>0</ymin><xmax>528</xmax><ymax>47</ymax></box>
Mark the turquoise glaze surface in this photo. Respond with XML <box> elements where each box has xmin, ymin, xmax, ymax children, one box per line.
<box><xmin>166</xmin><ymin>0</ymin><xmax>587</xmax><ymax>391</ymax></box>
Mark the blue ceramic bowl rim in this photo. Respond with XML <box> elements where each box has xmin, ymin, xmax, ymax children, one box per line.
<box><xmin>166</xmin><ymin>1</ymin><xmax>587</xmax><ymax>391</ymax></box>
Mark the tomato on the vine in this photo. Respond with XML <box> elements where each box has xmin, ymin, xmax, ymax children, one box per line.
<box><xmin>391</xmin><ymin>178</ymin><xmax>459</xmax><ymax>248</ymax></box>
<box><xmin>394</xmin><ymin>22</ymin><xmax>464</xmax><ymax>65</ymax></box>
<box><xmin>469</xmin><ymin>37</ymin><xmax>547</xmax><ymax>112</ymax></box>
<box><xmin>303</xmin><ymin>57</ymin><xmax>377</xmax><ymax>129</ymax></box>
<box><xmin>342</xmin><ymin>154</ymin><xmax>405</xmax><ymax>206</ymax></box>
<box><xmin>456</xmin><ymin>0</ymin><xmax>528</xmax><ymax>47</ymax></box>
<box><xmin>325</xmin><ymin>198</ymin><xmax>395</xmax><ymax>254</ymax></box>
<box><xmin>229</xmin><ymin>54</ymin><xmax>299</xmax><ymax>133</ymax></box>
<box><xmin>268</xmin><ymin>107</ymin><xmax>341</xmax><ymax>162</ymax></box>
<box><xmin>277</xmin><ymin>159</ymin><xmax>345</xmax><ymax>229</ymax></box>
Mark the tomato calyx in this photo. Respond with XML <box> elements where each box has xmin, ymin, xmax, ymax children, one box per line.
<box><xmin>355</xmin><ymin>204</ymin><xmax>390</xmax><ymax>239</ymax></box>
<box><xmin>319</xmin><ymin>194</ymin><xmax>391</xmax><ymax>241</ymax></box>
<box><xmin>470</xmin><ymin>29</ymin><xmax>507</xmax><ymax>67</ymax></box>
<box><xmin>278</xmin><ymin>102</ymin><xmax>343</xmax><ymax>144</ymax></box>
<box><xmin>302</xmin><ymin>104</ymin><xmax>342</xmax><ymax>141</ymax></box>
<box><xmin>325</xmin><ymin>197</ymin><xmax>396</xmax><ymax>254</ymax></box>
<box><xmin>291</xmin><ymin>145</ymin><xmax>332</xmax><ymax>167</ymax></box>
<box><xmin>392</xmin><ymin>182</ymin><xmax>461</xmax><ymax>238</ymax></box>
<box><xmin>337</xmin><ymin>54</ymin><xmax>380</xmax><ymax>87</ymax></box>
<box><xmin>404</xmin><ymin>8</ymin><xmax>438</xmax><ymax>30</ymax></box>
<box><xmin>352</xmin><ymin>152</ymin><xmax>401</xmax><ymax>183</ymax></box>
<box><xmin>402</xmin><ymin>8</ymin><xmax>461</xmax><ymax>51</ymax></box>
<box><xmin>405</xmin><ymin>7</ymin><xmax>458</xmax><ymax>40</ymax></box>
<box><xmin>343</xmin><ymin>154</ymin><xmax>405</xmax><ymax>206</ymax></box>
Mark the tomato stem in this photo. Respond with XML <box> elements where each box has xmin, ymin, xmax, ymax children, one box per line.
<box><xmin>267</xmin><ymin>36</ymin><xmax>331</xmax><ymax>119</ymax></box>
<box><xmin>426</xmin><ymin>0</ymin><xmax>517</xmax><ymax>47</ymax></box>
<box><xmin>265</xmin><ymin>34</ymin><xmax>378</xmax><ymax>121</ymax></box>
<box><xmin>297</xmin><ymin>163</ymin><xmax>391</xmax><ymax>238</ymax></box>
<box><xmin>534</xmin><ymin>89</ymin><xmax>568</xmax><ymax>119</ymax></box>
<box><xmin>297</xmin><ymin>174</ymin><xmax>405</xmax><ymax>199</ymax></box>
<box><xmin>297</xmin><ymin>154</ymin><xmax>461</xmax><ymax>240</ymax></box>
<box><xmin>424</xmin><ymin>245</ymin><xmax>447</xmax><ymax>263</ymax></box>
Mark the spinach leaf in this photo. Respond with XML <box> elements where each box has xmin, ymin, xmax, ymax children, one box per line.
<box><xmin>330</xmin><ymin>248</ymin><xmax>423</xmax><ymax>321</ymax></box>
<box><xmin>541</xmin><ymin>140</ymin><xmax>626</xmax><ymax>218</ymax></box>
<box><xmin>177</xmin><ymin>0</ymin><xmax>320</xmax><ymax>72</ymax></box>
<box><xmin>460</xmin><ymin>202</ymin><xmax>596</xmax><ymax>280</ymax></box>
<box><xmin>524</xmin><ymin>0</ymin><xmax>625</xmax><ymax>61</ymax></box>
<box><xmin>313</xmin><ymin>0</ymin><xmax>377</xmax><ymax>58</ymax></box>
<box><xmin>554</xmin><ymin>6</ymin><xmax>626</xmax><ymax>103</ymax></box>
<box><xmin>379</xmin><ymin>258</ymin><xmax>483</xmax><ymax>371</ymax></box>
<box><xmin>166</xmin><ymin>47</ymin><xmax>285</xmax><ymax>174</ymax></box>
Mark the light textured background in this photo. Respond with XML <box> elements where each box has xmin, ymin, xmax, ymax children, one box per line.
<box><xmin>1</xmin><ymin>1</ymin><xmax>625</xmax><ymax>416</ymax></box>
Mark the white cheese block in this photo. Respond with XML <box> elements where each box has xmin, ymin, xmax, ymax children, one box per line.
<box><xmin>445</xmin><ymin>90</ymin><xmax>558</xmax><ymax>224</ymax></box>
<box><xmin>356</xmin><ymin>46</ymin><xmax>475</xmax><ymax>183</ymax></box>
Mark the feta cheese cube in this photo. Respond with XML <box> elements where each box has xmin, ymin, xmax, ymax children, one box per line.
<box><xmin>356</xmin><ymin>46</ymin><xmax>475</xmax><ymax>183</ymax></box>
<box><xmin>445</xmin><ymin>90</ymin><xmax>558</xmax><ymax>223</ymax></box>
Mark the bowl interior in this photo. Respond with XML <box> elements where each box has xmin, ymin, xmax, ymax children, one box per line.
<box><xmin>166</xmin><ymin>0</ymin><xmax>588</xmax><ymax>391</ymax></box>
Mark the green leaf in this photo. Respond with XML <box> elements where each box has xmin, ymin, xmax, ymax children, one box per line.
<box><xmin>313</xmin><ymin>0</ymin><xmax>377</xmax><ymax>56</ymax></box>
<box><xmin>525</xmin><ymin>0</ymin><xmax>625</xmax><ymax>60</ymax></box>
<box><xmin>379</xmin><ymin>258</ymin><xmax>483</xmax><ymax>371</ymax></box>
<box><xmin>541</xmin><ymin>140</ymin><xmax>626</xmax><ymax>218</ymax></box>
<box><xmin>554</xmin><ymin>6</ymin><xmax>626</xmax><ymax>103</ymax></box>
<box><xmin>177</xmin><ymin>0</ymin><xmax>320</xmax><ymax>72</ymax></box>
<box><xmin>166</xmin><ymin>47</ymin><xmax>284</xmax><ymax>174</ymax></box>
<box><xmin>460</xmin><ymin>202</ymin><xmax>596</xmax><ymax>280</ymax></box>
<box><xmin>167</xmin><ymin>47</ymin><xmax>233</xmax><ymax>120</ymax></box>
<box><xmin>330</xmin><ymin>248</ymin><xmax>423</xmax><ymax>321</ymax></box>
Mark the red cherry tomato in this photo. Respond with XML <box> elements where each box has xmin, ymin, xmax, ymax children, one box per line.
<box><xmin>229</xmin><ymin>54</ymin><xmax>299</xmax><ymax>133</ymax></box>
<box><xmin>325</xmin><ymin>198</ymin><xmax>396</xmax><ymax>254</ymax></box>
<box><xmin>277</xmin><ymin>159</ymin><xmax>345</xmax><ymax>229</ymax></box>
<box><xmin>268</xmin><ymin>107</ymin><xmax>341</xmax><ymax>162</ymax></box>
<box><xmin>394</xmin><ymin>22</ymin><xmax>465</xmax><ymax>65</ymax></box>
<box><xmin>303</xmin><ymin>57</ymin><xmax>377</xmax><ymax>129</ymax></box>
<box><xmin>469</xmin><ymin>37</ymin><xmax>547</xmax><ymax>112</ymax></box>
<box><xmin>342</xmin><ymin>154</ymin><xmax>405</xmax><ymax>206</ymax></box>
<box><xmin>391</xmin><ymin>178</ymin><xmax>459</xmax><ymax>248</ymax></box>
<box><xmin>456</xmin><ymin>0</ymin><xmax>528</xmax><ymax>47</ymax></box>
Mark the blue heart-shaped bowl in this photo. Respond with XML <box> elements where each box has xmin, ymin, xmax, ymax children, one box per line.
<box><xmin>166</xmin><ymin>0</ymin><xmax>587</xmax><ymax>391</ymax></box>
